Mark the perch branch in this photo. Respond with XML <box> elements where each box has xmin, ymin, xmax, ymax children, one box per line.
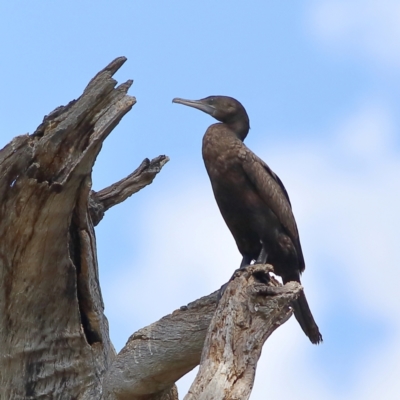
<box><xmin>103</xmin><ymin>265</ymin><xmax>300</xmax><ymax>400</ymax></box>
<box><xmin>184</xmin><ymin>264</ymin><xmax>301</xmax><ymax>400</ymax></box>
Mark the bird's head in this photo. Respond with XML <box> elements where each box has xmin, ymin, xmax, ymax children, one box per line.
<box><xmin>172</xmin><ymin>95</ymin><xmax>250</xmax><ymax>140</ymax></box>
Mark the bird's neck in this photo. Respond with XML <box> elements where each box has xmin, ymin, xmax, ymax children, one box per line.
<box><xmin>226</xmin><ymin>117</ymin><xmax>249</xmax><ymax>142</ymax></box>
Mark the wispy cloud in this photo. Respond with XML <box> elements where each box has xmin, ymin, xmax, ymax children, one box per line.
<box><xmin>308</xmin><ymin>0</ymin><xmax>400</xmax><ymax>68</ymax></box>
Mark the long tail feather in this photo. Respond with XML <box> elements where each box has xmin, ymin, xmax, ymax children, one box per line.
<box><xmin>290</xmin><ymin>290</ymin><xmax>322</xmax><ymax>344</ymax></box>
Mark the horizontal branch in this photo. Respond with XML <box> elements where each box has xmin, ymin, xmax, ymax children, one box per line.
<box><xmin>89</xmin><ymin>155</ymin><xmax>169</xmax><ymax>225</ymax></box>
<box><xmin>103</xmin><ymin>291</ymin><xmax>218</xmax><ymax>400</ymax></box>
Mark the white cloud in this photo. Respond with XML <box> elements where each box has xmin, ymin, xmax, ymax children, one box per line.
<box><xmin>268</xmin><ymin>103</ymin><xmax>400</xmax><ymax>315</ymax></box>
<box><xmin>105</xmin><ymin>102</ymin><xmax>400</xmax><ymax>399</ymax></box>
<box><xmin>336</xmin><ymin>103</ymin><xmax>395</xmax><ymax>160</ymax></box>
<box><xmin>248</xmin><ymin>103</ymin><xmax>400</xmax><ymax>399</ymax></box>
<box><xmin>308</xmin><ymin>0</ymin><xmax>400</xmax><ymax>68</ymax></box>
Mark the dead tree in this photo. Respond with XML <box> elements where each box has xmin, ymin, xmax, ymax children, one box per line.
<box><xmin>0</xmin><ymin>57</ymin><xmax>302</xmax><ymax>400</ymax></box>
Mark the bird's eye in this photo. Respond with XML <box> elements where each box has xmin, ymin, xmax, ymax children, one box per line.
<box><xmin>208</xmin><ymin>97</ymin><xmax>215</xmax><ymax>104</ymax></box>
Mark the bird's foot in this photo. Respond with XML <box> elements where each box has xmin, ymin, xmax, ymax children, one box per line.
<box><xmin>218</xmin><ymin>263</ymin><xmax>274</xmax><ymax>302</ymax></box>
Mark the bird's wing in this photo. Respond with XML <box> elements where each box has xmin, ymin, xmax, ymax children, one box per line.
<box><xmin>240</xmin><ymin>148</ymin><xmax>299</xmax><ymax>241</ymax></box>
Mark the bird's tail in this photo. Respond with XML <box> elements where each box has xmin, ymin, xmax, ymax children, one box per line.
<box><xmin>291</xmin><ymin>291</ymin><xmax>322</xmax><ymax>344</ymax></box>
<box><xmin>283</xmin><ymin>276</ymin><xmax>322</xmax><ymax>344</ymax></box>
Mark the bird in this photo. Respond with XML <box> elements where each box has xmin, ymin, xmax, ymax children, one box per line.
<box><xmin>172</xmin><ymin>95</ymin><xmax>322</xmax><ymax>344</ymax></box>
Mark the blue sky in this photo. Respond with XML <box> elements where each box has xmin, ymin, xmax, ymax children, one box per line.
<box><xmin>1</xmin><ymin>1</ymin><xmax>399</xmax><ymax>399</ymax></box>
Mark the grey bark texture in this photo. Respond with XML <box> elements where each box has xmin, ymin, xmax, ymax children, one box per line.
<box><xmin>103</xmin><ymin>292</ymin><xmax>219</xmax><ymax>400</ymax></box>
<box><xmin>0</xmin><ymin>57</ymin><xmax>300</xmax><ymax>400</ymax></box>
<box><xmin>184</xmin><ymin>266</ymin><xmax>300</xmax><ymax>400</ymax></box>
<box><xmin>0</xmin><ymin>57</ymin><xmax>167</xmax><ymax>399</ymax></box>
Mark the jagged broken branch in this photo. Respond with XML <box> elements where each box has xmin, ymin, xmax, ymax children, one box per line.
<box><xmin>103</xmin><ymin>264</ymin><xmax>300</xmax><ymax>400</ymax></box>
<box><xmin>89</xmin><ymin>155</ymin><xmax>169</xmax><ymax>225</ymax></box>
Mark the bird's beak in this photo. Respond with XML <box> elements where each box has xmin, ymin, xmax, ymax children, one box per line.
<box><xmin>172</xmin><ymin>98</ymin><xmax>215</xmax><ymax>116</ymax></box>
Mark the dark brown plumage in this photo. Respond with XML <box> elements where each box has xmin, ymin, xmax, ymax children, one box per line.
<box><xmin>173</xmin><ymin>95</ymin><xmax>322</xmax><ymax>344</ymax></box>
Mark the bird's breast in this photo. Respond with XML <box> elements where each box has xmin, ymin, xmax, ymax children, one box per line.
<box><xmin>202</xmin><ymin>128</ymin><xmax>242</xmax><ymax>174</ymax></box>
<box><xmin>202</xmin><ymin>132</ymin><xmax>265</xmax><ymax>217</ymax></box>
<box><xmin>201</xmin><ymin>126</ymin><xmax>283</xmax><ymax>245</ymax></box>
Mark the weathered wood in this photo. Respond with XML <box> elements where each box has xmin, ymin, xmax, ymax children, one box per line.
<box><xmin>184</xmin><ymin>265</ymin><xmax>301</xmax><ymax>400</ymax></box>
<box><xmin>89</xmin><ymin>155</ymin><xmax>169</xmax><ymax>225</ymax></box>
<box><xmin>0</xmin><ymin>57</ymin><xmax>167</xmax><ymax>399</ymax></box>
<box><xmin>103</xmin><ymin>292</ymin><xmax>218</xmax><ymax>399</ymax></box>
<box><xmin>103</xmin><ymin>265</ymin><xmax>299</xmax><ymax>400</ymax></box>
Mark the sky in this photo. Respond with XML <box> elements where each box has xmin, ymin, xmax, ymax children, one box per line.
<box><xmin>1</xmin><ymin>1</ymin><xmax>399</xmax><ymax>399</ymax></box>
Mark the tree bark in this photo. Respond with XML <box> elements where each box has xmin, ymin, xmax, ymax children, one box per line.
<box><xmin>0</xmin><ymin>57</ymin><xmax>168</xmax><ymax>399</ymax></box>
<box><xmin>103</xmin><ymin>292</ymin><xmax>218</xmax><ymax>399</ymax></box>
<box><xmin>0</xmin><ymin>57</ymin><xmax>300</xmax><ymax>399</ymax></box>
<box><xmin>184</xmin><ymin>266</ymin><xmax>300</xmax><ymax>400</ymax></box>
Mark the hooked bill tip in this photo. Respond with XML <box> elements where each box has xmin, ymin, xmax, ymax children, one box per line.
<box><xmin>172</xmin><ymin>97</ymin><xmax>186</xmax><ymax>105</ymax></box>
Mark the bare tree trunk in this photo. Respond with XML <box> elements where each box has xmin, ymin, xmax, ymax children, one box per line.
<box><xmin>0</xmin><ymin>57</ymin><xmax>167</xmax><ymax>399</ymax></box>
<box><xmin>0</xmin><ymin>58</ymin><xmax>300</xmax><ymax>399</ymax></box>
